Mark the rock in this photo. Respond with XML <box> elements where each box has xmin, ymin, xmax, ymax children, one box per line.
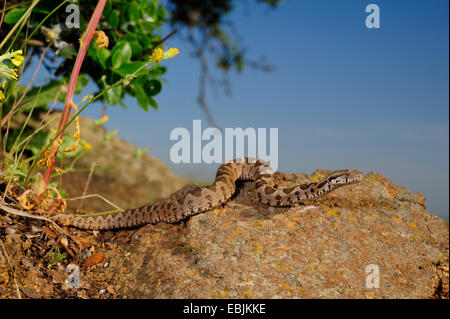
<box><xmin>97</xmin><ymin>170</ymin><xmax>448</xmax><ymax>299</ymax></box>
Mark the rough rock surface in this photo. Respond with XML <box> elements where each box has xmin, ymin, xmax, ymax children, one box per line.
<box><xmin>88</xmin><ymin>171</ymin><xmax>448</xmax><ymax>299</ymax></box>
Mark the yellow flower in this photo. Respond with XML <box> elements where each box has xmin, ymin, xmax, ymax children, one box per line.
<box><xmin>10</xmin><ymin>50</ymin><xmax>24</xmax><ymax>66</ymax></box>
<box><xmin>0</xmin><ymin>90</ymin><xmax>5</xmax><ymax>101</ymax></box>
<box><xmin>81</xmin><ymin>141</ymin><xmax>91</xmax><ymax>150</ymax></box>
<box><xmin>0</xmin><ymin>63</ymin><xmax>18</xmax><ymax>80</ymax></box>
<box><xmin>10</xmin><ymin>69</ymin><xmax>18</xmax><ymax>80</ymax></box>
<box><xmin>163</xmin><ymin>48</ymin><xmax>179</xmax><ymax>60</ymax></box>
<box><xmin>150</xmin><ymin>47</ymin><xmax>180</xmax><ymax>63</ymax></box>
<box><xmin>149</xmin><ymin>48</ymin><xmax>163</xmax><ymax>63</ymax></box>
<box><xmin>11</xmin><ymin>55</ymin><xmax>24</xmax><ymax>66</ymax></box>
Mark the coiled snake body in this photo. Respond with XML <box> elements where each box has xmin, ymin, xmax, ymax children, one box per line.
<box><xmin>53</xmin><ymin>158</ymin><xmax>363</xmax><ymax>230</ymax></box>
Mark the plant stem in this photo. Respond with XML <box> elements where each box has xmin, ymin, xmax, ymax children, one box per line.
<box><xmin>43</xmin><ymin>0</ymin><xmax>108</xmax><ymax>186</ymax></box>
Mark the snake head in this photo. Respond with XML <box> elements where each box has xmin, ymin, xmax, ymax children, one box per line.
<box><xmin>328</xmin><ymin>169</ymin><xmax>363</xmax><ymax>186</ymax></box>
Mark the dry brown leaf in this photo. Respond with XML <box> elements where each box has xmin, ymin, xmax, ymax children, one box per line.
<box><xmin>17</xmin><ymin>190</ymin><xmax>35</xmax><ymax>210</ymax></box>
<box><xmin>84</xmin><ymin>253</ymin><xmax>103</xmax><ymax>267</ymax></box>
<box><xmin>70</xmin><ymin>235</ymin><xmax>94</xmax><ymax>249</ymax></box>
<box><xmin>60</xmin><ymin>237</ymin><xmax>69</xmax><ymax>247</ymax></box>
<box><xmin>41</xmin><ymin>226</ymin><xmax>57</xmax><ymax>239</ymax></box>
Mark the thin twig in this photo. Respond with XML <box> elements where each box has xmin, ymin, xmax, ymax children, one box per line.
<box><xmin>66</xmin><ymin>193</ymin><xmax>122</xmax><ymax>211</ymax></box>
<box><xmin>0</xmin><ymin>0</ymin><xmax>6</xmax><ymax>31</ymax></box>
<box><xmin>78</xmin><ymin>162</ymin><xmax>96</xmax><ymax>210</ymax></box>
<box><xmin>0</xmin><ymin>1</ymin><xmax>32</xmax><ymax>14</ymax></box>
<box><xmin>0</xmin><ymin>202</ymin><xmax>64</xmax><ymax>232</ymax></box>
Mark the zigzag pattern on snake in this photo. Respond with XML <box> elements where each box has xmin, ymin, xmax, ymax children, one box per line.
<box><xmin>53</xmin><ymin>158</ymin><xmax>363</xmax><ymax>230</ymax></box>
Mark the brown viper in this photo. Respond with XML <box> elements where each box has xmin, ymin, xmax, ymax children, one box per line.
<box><xmin>52</xmin><ymin>158</ymin><xmax>363</xmax><ymax>230</ymax></box>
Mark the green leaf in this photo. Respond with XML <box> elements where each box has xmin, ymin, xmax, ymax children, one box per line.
<box><xmin>145</xmin><ymin>79</ymin><xmax>162</xmax><ymax>96</ymax></box>
<box><xmin>136</xmin><ymin>34</ymin><xmax>150</xmax><ymax>50</ymax></box>
<box><xmin>119</xmin><ymin>3</ymin><xmax>128</xmax><ymax>19</ymax></box>
<box><xmin>104</xmin><ymin>85</ymin><xmax>122</xmax><ymax>105</ymax></box>
<box><xmin>133</xmin><ymin>84</ymin><xmax>149</xmax><ymax>111</ymax></box>
<box><xmin>111</xmin><ymin>42</ymin><xmax>132</xmax><ymax>69</ymax></box>
<box><xmin>151</xmin><ymin>65</ymin><xmax>167</xmax><ymax>76</ymax></box>
<box><xmin>133</xmin><ymin>75</ymin><xmax>146</xmax><ymax>86</ymax></box>
<box><xmin>4</xmin><ymin>8</ymin><xmax>26</xmax><ymax>24</ymax></box>
<box><xmin>111</xmin><ymin>51</ymin><xmax>122</xmax><ymax>69</ymax></box>
<box><xmin>101</xmin><ymin>76</ymin><xmax>122</xmax><ymax>105</ymax></box>
<box><xmin>30</xmin><ymin>7</ymin><xmax>50</xmax><ymax>14</ymax></box>
<box><xmin>145</xmin><ymin>2</ymin><xmax>156</xmax><ymax>17</ymax></box>
<box><xmin>156</xmin><ymin>4</ymin><xmax>166</xmax><ymax>20</ymax></box>
<box><xmin>129</xmin><ymin>41</ymin><xmax>143</xmax><ymax>58</ymax></box>
<box><xmin>120</xmin><ymin>42</ymin><xmax>132</xmax><ymax>62</ymax></box>
<box><xmin>148</xmin><ymin>97</ymin><xmax>158</xmax><ymax>110</ymax></box>
<box><xmin>3</xmin><ymin>169</ymin><xmax>28</xmax><ymax>178</ymax></box>
<box><xmin>103</xmin><ymin>0</ymin><xmax>112</xmax><ymax>16</ymax></box>
<box><xmin>108</xmin><ymin>10</ymin><xmax>119</xmax><ymax>28</ymax></box>
<box><xmin>115</xmin><ymin>61</ymin><xmax>145</xmax><ymax>77</ymax></box>
<box><xmin>128</xmin><ymin>1</ymin><xmax>140</xmax><ymax>22</ymax></box>
<box><xmin>97</xmin><ymin>48</ymin><xmax>111</xmax><ymax>68</ymax></box>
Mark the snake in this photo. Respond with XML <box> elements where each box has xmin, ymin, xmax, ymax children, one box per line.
<box><xmin>52</xmin><ymin>158</ymin><xmax>363</xmax><ymax>230</ymax></box>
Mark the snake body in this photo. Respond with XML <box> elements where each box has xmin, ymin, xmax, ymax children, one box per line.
<box><xmin>53</xmin><ymin>158</ymin><xmax>363</xmax><ymax>230</ymax></box>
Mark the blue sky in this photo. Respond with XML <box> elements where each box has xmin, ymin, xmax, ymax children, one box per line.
<box><xmin>35</xmin><ymin>0</ymin><xmax>449</xmax><ymax>219</ymax></box>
